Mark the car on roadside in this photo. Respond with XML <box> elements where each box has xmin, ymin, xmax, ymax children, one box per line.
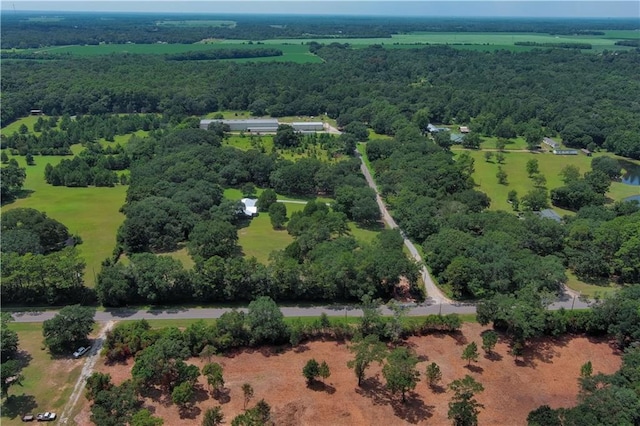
<box><xmin>36</xmin><ymin>412</ymin><xmax>56</xmax><ymax>421</ymax></box>
<box><xmin>73</xmin><ymin>346</ymin><xmax>91</xmax><ymax>358</ymax></box>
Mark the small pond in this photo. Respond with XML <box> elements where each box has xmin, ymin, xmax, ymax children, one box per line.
<box><xmin>619</xmin><ymin>159</ymin><xmax>640</xmax><ymax>186</ymax></box>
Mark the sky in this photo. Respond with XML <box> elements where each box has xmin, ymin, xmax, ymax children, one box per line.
<box><xmin>3</xmin><ymin>1</ymin><xmax>640</xmax><ymax>18</ymax></box>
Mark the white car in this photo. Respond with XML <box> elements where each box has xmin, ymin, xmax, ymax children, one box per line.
<box><xmin>36</xmin><ymin>412</ymin><xmax>56</xmax><ymax>421</ymax></box>
<box><xmin>73</xmin><ymin>346</ymin><xmax>91</xmax><ymax>358</ymax></box>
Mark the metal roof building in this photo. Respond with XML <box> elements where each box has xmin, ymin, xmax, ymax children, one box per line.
<box><xmin>200</xmin><ymin>119</ymin><xmax>279</xmax><ymax>132</ymax></box>
<box><xmin>290</xmin><ymin>122</ymin><xmax>325</xmax><ymax>132</ymax></box>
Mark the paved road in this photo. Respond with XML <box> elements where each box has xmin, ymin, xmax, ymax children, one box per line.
<box><xmin>355</xmin><ymin>149</ymin><xmax>452</xmax><ymax>304</ymax></box>
<box><xmin>10</xmin><ymin>294</ymin><xmax>591</xmax><ymax>323</ymax></box>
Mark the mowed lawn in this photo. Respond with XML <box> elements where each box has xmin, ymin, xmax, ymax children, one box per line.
<box><xmin>1</xmin><ymin>152</ymin><xmax>127</xmax><ymax>287</ymax></box>
<box><xmin>460</xmin><ymin>150</ymin><xmax>639</xmax><ymax>213</ymax></box>
<box><xmin>1</xmin><ymin>322</ymin><xmax>83</xmax><ymax>426</ymax></box>
<box><xmin>238</xmin><ymin>201</ymin><xmax>382</xmax><ymax>264</ymax></box>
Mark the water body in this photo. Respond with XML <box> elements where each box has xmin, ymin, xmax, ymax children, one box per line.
<box><xmin>619</xmin><ymin>159</ymin><xmax>640</xmax><ymax>186</ymax></box>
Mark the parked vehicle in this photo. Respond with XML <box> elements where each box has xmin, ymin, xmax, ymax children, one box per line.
<box><xmin>21</xmin><ymin>414</ymin><xmax>34</xmax><ymax>422</ymax></box>
<box><xmin>73</xmin><ymin>346</ymin><xmax>91</xmax><ymax>358</ymax></box>
<box><xmin>36</xmin><ymin>412</ymin><xmax>56</xmax><ymax>421</ymax></box>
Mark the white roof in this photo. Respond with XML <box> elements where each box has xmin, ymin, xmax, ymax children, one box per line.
<box><xmin>241</xmin><ymin>198</ymin><xmax>258</xmax><ymax>216</ymax></box>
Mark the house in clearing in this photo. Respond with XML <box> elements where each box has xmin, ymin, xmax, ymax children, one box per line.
<box><xmin>241</xmin><ymin>198</ymin><xmax>258</xmax><ymax>217</ymax></box>
<box><xmin>459</xmin><ymin>126</ymin><xmax>470</xmax><ymax>133</ymax></box>
<box><xmin>200</xmin><ymin>118</ymin><xmax>279</xmax><ymax>133</ymax></box>
<box><xmin>543</xmin><ymin>137</ymin><xmax>560</xmax><ymax>149</ymax></box>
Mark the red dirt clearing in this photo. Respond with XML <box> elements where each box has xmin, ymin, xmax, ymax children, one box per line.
<box><xmin>76</xmin><ymin>323</ymin><xmax>621</xmax><ymax>425</ymax></box>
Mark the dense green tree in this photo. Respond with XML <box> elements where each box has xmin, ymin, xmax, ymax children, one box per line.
<box><xmin>268</xmin><ymin>202</ymin><xmax>287</xmax><ymax>230</ymax></box>
<box><xmin>86</xmin><ymin>372</ymin><xmax>113</xmax><ymax>401</ymax></box>
<box><xmin>131</xmin><ymin>409</ymin><xmax>164</xmax><ymax>426</ymax></box>
<box><xmin>1</xmin><ymin>313</ymin><xmax>19</xmax><ymax>363</ymax></box>
<box><xmin>0</xmin><ymin>159</ymin><xmax>26</xmax><ymax>201</ymax></box>
<box><xmin>172</xmin><ymin>381</ymin><xmax>194</xmax><ymax>408</ymax></box>
<box><xmin>521</xmin><ymin>188</ymin><xmax>549</xmax><ymax>211</ymax></box>
<box><xmin>203</xmin><ymin>362</ymin><xmax>225</xmax><ymax>396</ymax></box>
<box><xmin>242</xmin><ymin>383</ymin><xmax>254</xmax><ymax>409</ymax></box>
<box><xmin>526</xmin><ymin>159</ymin><xmax>539</xmax><ymax>177</ymax></box>
<box><xmin>382</xmin><ymin>347</ymin><xmax>420</xmax><ymax>402</ymax></box>
<box><xmin>256</xmin><ymin>188</ymin><xmax>277</xmax><ymax>212</ymax></box>
<box><xmin>591</xmin><ymin>156</ymin><xmax>622</xmax><ymax>179</ymax></box>
<box><xmin>273</xmin><ymin>124</ymin><xmax>301</xmax><ymax>148</ymax></box>
<box><xmin>118</xmin><ymin>196</ymin><xmax>195</xmax><ymax>253</ymax></box>
<box><xmin>0</xmin><ymin>359</ymin><xmax>23</xmax><ymax>397</ymax></box>
<box><xmin>42</xmin><ymin>305</ymin><xmax>95</xmax><ymax>354</ymax></box>
<box><xmin>303</xmin><ymin>358</ymin><xmax>320</xmax><ymax>385</ymax></box>
<box><xmin>448</xmin><ymin>375</ymin><xmax>485</xmax><ymax>426</ymax></box>
<box><xmin>481</xmin><ymin>330</ymin><xmax>499</xmax><ymax>355</ymax></box>
<box><xmin>462</xmin><ymin>342</ymin><xmax>479</xmax><ymax>366</ymax></box>
<box><xmin>560</xmin><ymin>164</ymin><xmax>581</xmax><ymax>184</ymax></box>
<box><xmin>188</xmin><ymin>219</ymin><xmax>239</xmax><ymax>260</ymax></box>
<box><xmin>202</xmin><ymin>406</ymin><xmax>224</xmax><ymax>426</ymax></box>
<box><xmin>89</xmin><ymin>380</ymin><xmax>141</xmax><ymax>426</ymax></box>
<box><xmin>425</xmin><ymin>362</ymin><xmax>442</xmax><ymax>388</ymax></box>
<box><xmin>347</xmin><ymin>333</ymin><xmax>387</xmax><ymax>386</ymax></box>
<box><xmin>496</xmin><ymin>166</ymin><xmax>507</xmax><ymax>185</ymax></box>
<box><xmin>462</xmin><ymin>133</ymin><xmax>481</xmax><ymax>149</ymax></box>
<box><xmin>247</xmin><ymin>296</ymin><xmax>288</xmax><ymax>345</ymax></box>
<box><xmin>343</xmin><ymin>121</ymin><xmax>369</xmax><ymax>142</ymax></box>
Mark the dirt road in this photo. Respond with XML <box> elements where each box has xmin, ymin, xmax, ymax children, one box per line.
<box><xmin>58</xmin><ymin>321</ymin><xmax>115</xmax><ymax>425</ymax></box>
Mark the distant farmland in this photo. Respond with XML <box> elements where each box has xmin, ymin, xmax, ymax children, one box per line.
<box><xmin>4</xmin><ymin>29</ymin><xmax>636</xmax><ymax>61</ymax></box>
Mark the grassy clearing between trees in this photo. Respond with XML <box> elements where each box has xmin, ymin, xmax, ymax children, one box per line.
<box><xmin>1</xmin><ymin>152</ymin><xmax>127</xmax><ymax>288</ymax></box>
<box><xmin>459</xmin><ymin>150</ymin><xmax>639</xmax><ymax>213</ymax></box>
<box><xmin>1</xmin><ymin>322</ymin><xmax>83</xmax><ymax>426</ymax></box>
<box><xmin>565</xmin><ymin>272</ymin><xmax>619</xmax><ymax>299</ymax></box>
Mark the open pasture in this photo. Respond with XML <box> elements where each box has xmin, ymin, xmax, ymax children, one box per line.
<box><xmin>1</xmin><ymin>152</ymin><xmax>127</xmax><ymax>287</ymax></box>
<box><xmin>221</xmin><ymin>31</ymin><xmax>638</xmax><ymax>52</ymax></box>
<box><xmin>460</xmin><ymin>150</ymin><xmax>639</xmax><ymax>213</ymax></box>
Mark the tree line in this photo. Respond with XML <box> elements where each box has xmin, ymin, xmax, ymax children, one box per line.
<box><xmin>165</xmin><ymin>48</ymin><xmax>283</xmax><ymax>61</ymax></box>
<box><xmin>4</xmin><ymin>45</ymin><xmax>639</xmax><ymax>159</ymax></box>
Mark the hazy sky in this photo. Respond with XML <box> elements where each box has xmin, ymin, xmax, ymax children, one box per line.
<box><xmin>3</xmin><ymin>1</ymin><xmax>640</xmax><ymax>18</ymax></box>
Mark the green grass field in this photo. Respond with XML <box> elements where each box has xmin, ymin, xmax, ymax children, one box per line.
<box><xmin>220</xmin><ymin>31</ymin><xmax>638</xmax><ymax>53</ymax></box>
<box><xmin>565</xmin><ymin>272</ymin><xmax>619</xmax><ymax>299</ymax></box>
<box><xmin>459</xmin><ymin>150</ymin><xmax>639</xmax><ymax>213</ymax></box>
<box><xmin>1</xmin><ymin>323</ymin><xmax>83</xmax><ymax>426</ymax></box>
<box><xmin>1</xmin><ymin>116</ymin><xmax>45</xmax><ymax>135</ymax></box>
<box><xmin>1</xmin><ymin>152</ymin><xmax>127</xmax><ymax>287</ymax></box>
<box><xmin>237</xmin><ymin>200</ymin><xmax>381</xmax><ymax>264</ymax></box>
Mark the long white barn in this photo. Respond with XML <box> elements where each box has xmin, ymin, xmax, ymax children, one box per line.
<box><xmin>200</xmin><ymin>118</ymin><xmax>325</xmax><ymax>133</ymax></box>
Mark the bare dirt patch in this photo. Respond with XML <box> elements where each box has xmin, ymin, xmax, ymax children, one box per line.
<box><xmin>76</xmin><ymin>323</ymin><xmax>621</xmax><ymax>425</ymax></box>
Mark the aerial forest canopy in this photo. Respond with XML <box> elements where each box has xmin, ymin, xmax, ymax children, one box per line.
<box><xmin>3</xmin><ymin>45</ymin><xmax>640</xmax><ymax>158</ymax></box>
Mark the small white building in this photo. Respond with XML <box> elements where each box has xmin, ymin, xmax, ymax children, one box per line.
<box><xmin>241</xmin><ymin>198</ymin><xmax>258</xmax><ymax>216</ymax></box>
